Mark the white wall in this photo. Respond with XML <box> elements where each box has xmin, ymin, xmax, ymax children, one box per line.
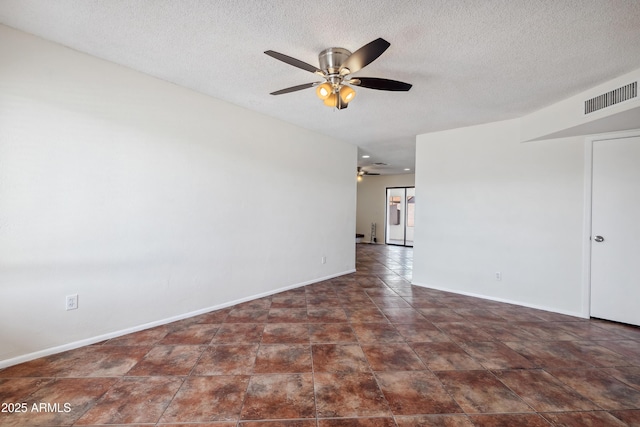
<box><xmin>414</xmin><ymin>119</ymin><xmax>586</xmax><ymax>316</ymax></box>
<box><xmin>356</xmin><ymin>174</ymin><xmax>415</xmax><ymax>243</ymax></box>
<box><xmin>0</xmin><ymin>26</ymin><xmax>356</xmax><ymax>366</ymax></box>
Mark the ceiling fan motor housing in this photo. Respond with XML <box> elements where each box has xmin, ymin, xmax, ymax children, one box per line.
<box><xmin>319</xmin><ymin>47</ymin><xmax>351</xmax><ymax>75</ymax></box>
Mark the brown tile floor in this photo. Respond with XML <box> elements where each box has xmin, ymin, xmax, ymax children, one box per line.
<box><xmin>2</xmin><ymin>244</ymin><xmax>640</xmax><ymax>426</ymax></box>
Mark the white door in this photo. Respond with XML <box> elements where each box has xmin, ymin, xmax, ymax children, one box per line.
<box><xmin>590</xmin><ymin>135</ymin><xmax>640</xmax><ymax>326</ymax></box>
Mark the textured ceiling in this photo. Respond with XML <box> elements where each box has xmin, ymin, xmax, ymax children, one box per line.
<box><xmin>2</xmin><ymin>1</ymin><xmax>640</xmax><ymax>174</ymax></box>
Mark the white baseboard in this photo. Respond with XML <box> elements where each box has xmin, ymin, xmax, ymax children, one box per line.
<box><xmin>0</xmin><ymin>269</ymin><xmax>356</xmax><ymax>369</ymax></box>
<box><xmin>410</xmin><ymin>281</ymin><xmax>588</xmax><ymax>320</ymax></box>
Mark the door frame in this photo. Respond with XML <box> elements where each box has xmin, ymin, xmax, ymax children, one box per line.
<box><xmin>384</xmin><ymin>186</ymin><xmax>415</xmax><ymax>247</ymax></box>
<box><xmin>582</xmin><ymin>129</ymin><xmax>640</xmax><ymax>319</ymax></box>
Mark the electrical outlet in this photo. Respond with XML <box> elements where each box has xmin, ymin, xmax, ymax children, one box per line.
<box><xmin>321</xmin><ymin>256</ymin><xmax>327</xmax><ymax>264</ymax></box>
<box><xmin>495</xmin><ymin>271</ymin><xmax>502</xmax><ymax>281</ymax></box>
<box><xmin>66</xmin><ymin>294</ymin><xmax>78</xmax><ymax>311</ymax></box>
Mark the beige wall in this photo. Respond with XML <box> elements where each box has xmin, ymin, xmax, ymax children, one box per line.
<box><xmin>356</xmin><ymin>174</ymin><xmax>415</xmax><ymax>243</ymax></box>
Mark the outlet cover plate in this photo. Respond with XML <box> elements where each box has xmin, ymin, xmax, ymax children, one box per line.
<box><xmin>66</xmin><ymin>294</ymin><xmax>78</xmax><ymax>311</ymax></box>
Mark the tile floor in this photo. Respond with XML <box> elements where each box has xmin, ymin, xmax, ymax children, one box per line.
<box><xmin>1</xmin><ymin>244</ymin><xmax>640</xmax><ymax>426</ymax></box>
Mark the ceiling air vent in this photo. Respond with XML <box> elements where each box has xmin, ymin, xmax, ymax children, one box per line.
<box><xmin>584</xmin><ymin>81</ymin><xmax>637</xmax><ymax>114</ymax></box>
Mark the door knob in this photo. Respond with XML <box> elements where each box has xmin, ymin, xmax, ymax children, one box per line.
<box><xmin>594</xmin><ymin>235</ymin><xmax>604</xmax><ymax>242</ymax></box>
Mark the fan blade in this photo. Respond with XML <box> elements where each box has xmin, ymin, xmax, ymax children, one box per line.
<box><xmin>265</xmin><ymin>50</ymin><xmax>320</xmax><ymax>74</ymax></box>
<box><xmin>270</xmin><ymin>82</ymin><xmax>318</xmax><ymax>95</ymax></box>
<box><xmin>340</xmin><ymin>38</ymin><xmax>390</xmax><ymax>74</ymax></box>
<box><xmin>351</xmin><ymin>77</ymin><xmax>412</xmax><ymax>91</ymax></box>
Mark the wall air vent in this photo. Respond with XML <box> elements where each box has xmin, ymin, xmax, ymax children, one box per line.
<box><xmin>585</xmin><ymin>81</ymin><xmax>637</xmax><ymax>114</ymax></box>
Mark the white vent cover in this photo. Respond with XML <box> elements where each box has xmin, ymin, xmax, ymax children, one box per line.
<box><xmin>585</xmin><ymin>82</ymin><xmax>637</xmax><ymax>114</ymax></box>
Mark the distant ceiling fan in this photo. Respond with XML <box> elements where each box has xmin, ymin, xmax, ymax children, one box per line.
<box><xmin>357</xmin><ymin>167</ymin><xmax>380</xmax><ymax>176</ymax></box>
<box><xmin>265</xmin><ymin>38</ymin><xmax>412</xmax><ymax>110</ymax></box>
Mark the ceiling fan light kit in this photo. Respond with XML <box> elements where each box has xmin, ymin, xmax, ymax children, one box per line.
<box><xmin>265</xmin><ymin>38</ymin><xmax>412</xmax><ymax>110</ymax></box>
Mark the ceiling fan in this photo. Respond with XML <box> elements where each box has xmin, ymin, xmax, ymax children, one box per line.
<box><xmin>357</xmin><ymin>167</ymin><xmax>380</xmax><ymax>176</ymax></box>
<box><xmin>265</xmin><ymin>38</ymin><xmax>412</xmax><ymax>110</ymax></box>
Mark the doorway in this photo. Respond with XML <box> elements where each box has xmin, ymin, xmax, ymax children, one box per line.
<box><xmin>589</xmin><ymin>132</ymin><xmax>640</xmax><ymax>326</ymax></box>
<box><xmin>385</xmin><ymin>187</ymin><xmax>415</xmax><ymax>247</ymax></box>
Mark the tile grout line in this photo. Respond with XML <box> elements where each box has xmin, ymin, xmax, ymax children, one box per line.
<box><xmin>235</xmin><ymin>321</ymin><xmax>266</xmax><ymax>424</ymax></box>
<box><xmin>307</xmin><ymin>289</ymin><xmax>320</xmax><ymax>426</ymax></box>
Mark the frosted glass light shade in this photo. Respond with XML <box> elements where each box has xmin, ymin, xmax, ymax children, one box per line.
<box><xmin>316</xmin><ymin>82</ymin><xmax>332</xmax><ymax>100</ymax></box>
<box><xmin>339</xmin><ymin>86</ymin><xmax>356</xmax><ymax>103</ymax></box>
<box><xmin>323</xmin><ymin>93</ymin><xmax>338</xmax><ymax>107</ymax></box>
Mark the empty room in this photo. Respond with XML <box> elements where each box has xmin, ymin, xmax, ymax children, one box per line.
<box><xmin>1</xmin><ymin>1</ymin><xmax>640</xmax><ymax>426</ymax></box>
